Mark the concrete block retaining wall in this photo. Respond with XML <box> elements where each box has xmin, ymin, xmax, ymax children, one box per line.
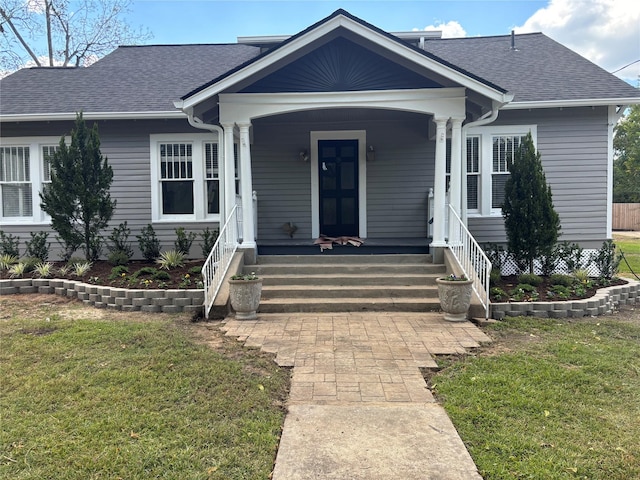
<box><xmin>0</xmin><ymin>278</ymin><xmax>204</xmax><ymax>315</ymax></box>
<box><xmin>491</xmin><ymin>280</ymin><xmax>640</xmax><ymax>320</ymax></box>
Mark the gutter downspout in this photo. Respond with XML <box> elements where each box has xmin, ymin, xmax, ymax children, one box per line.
<box><xmin>460</xmin><ymin>100</ymin><xmax>502</xmax><ymax>225</ymax></box>
<box><xmin>181</xmin><ymin>108</ymin><xmax>226</xmax><ymax>220</ymax></box>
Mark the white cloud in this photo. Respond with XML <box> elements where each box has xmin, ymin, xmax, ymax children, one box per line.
<box><xmin>419</xmin><ymin>20</ymin><xmax>467</xmax><ymax>39</ymax></box>
<box><xmin>514</xmin><ymin>0</ymin><xmax>640</xmax><ymax>83</ymax></box>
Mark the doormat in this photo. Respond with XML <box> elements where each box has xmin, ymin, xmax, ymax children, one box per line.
<box><xmin>313</xmin><ymin>235</ymin><xmax>364</xmax><ymax>251</ymax></box>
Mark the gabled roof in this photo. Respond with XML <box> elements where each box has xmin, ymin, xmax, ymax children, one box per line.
<box><xmin>1</xmin><ymin>9</ymin><xmax>638</xmax><ymax>121</ymax></box>
<box><xmin>0</xmin><ymin>44</ymin><xmax>260</xmax><ymax>118</ymax></box>
<box><xmin>178</xmin><ymin>9</ymin><xmax>511</xmax><ymax>110</ymax></box>
<box><xmin>422</xmin><ymin>33</ymin><xmax>640</xmax><ymax>105</ymax></box>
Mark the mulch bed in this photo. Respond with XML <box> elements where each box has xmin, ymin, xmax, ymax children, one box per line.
<box><xmin>1</xmin><ymin>260</ymin><xmax>205</xmax><ymax>290</ymax></box>
<box><xmin>492</xmin><ymin>275</ymin><xmax>627</xmax><ymax>303</ymax></box>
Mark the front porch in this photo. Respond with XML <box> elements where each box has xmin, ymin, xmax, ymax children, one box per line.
<box><xmin>256</xmin><ymin>237</ymin><xmax>431</xmax><ymax>255</ymax></box>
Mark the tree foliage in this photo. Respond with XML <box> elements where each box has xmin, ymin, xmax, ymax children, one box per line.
<box><xmin>614</xmin><ymin>104</ymin><xmax>640</xmax><ymax>203</ymax></box>
<box><xmin>502</xmin><ymin>132</ymin><xmax>561</xmax><ymax>273</ymax></box>
<box><xmin>40</xmin><ymin>113</ymin><xmax>116</xmax><ymax>261</ymax></box>
<box><xmin>0</xmin><ymin>0</ymin><xmax>151</xmax><ymax>73</ymax></box>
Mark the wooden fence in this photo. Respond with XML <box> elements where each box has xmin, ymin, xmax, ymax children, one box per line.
<box><xmin>613</xmin><ymin>203</ymin><xmax>640</xmax><ymax>231</ymax></box>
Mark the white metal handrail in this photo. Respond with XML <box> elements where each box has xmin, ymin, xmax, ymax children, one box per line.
<box><xmin>202</xmin><ymin>205</ymin><xmax>240</xmax><ymax>317</ymax></box>
<box><xmin>447</xmin><ymin>205</ymin><xmax>492</xmax><ymax>319</ymax></box>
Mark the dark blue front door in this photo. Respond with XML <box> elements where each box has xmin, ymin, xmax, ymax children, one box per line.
<box><xmin>318</xmin><ymin>139</ymin><xmax>359</xmax><ymax>237</ymax></box>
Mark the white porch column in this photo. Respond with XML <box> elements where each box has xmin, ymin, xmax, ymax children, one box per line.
<box><xmin>221</xmin><ymin>123</ymin><xmax>236</xmax><ymax>222</ymax></box>
<box><xmin>448</xmin><ymin>117</ymin><xmax>463</xmax><ymax>243</ymax></box>
<box><xmin>431</xmin><ymin>117</ymin><xmax>449</xmax><ymax>248</ymax></box>
<box><xmin>238</xmin><ymin>122</ymin><xmax>256</xmax><ymax>248</ymax></box>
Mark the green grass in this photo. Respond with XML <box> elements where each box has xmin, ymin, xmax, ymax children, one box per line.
<box><xmin>0</xmin><ymin>301</ymin><xmax>289</xmax><ymax>479</ymax></box>
<box><xmin>615</xmin><ymin>237</ymin><xmax>640</xmax><ymax>277</ymax></box>
<box><xmin>432</xmin><ymin>316</ymin><xmax>640</xmax><ymax>480</ymax></box>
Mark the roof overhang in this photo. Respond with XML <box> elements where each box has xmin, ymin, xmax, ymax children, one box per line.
<box><xmin>176</xmin><ymin>10</ymin><xmax>512</xmax><ymax>112</ymax></box>
<box><xmin>504</xmin><ymin>97</ymin><xmax>640</xmax><ymax>110</ymax></box>
<box><xmin>0</xmin><ymin>111</ymin><xmax>186</xmax><ymax>122</ymax></box>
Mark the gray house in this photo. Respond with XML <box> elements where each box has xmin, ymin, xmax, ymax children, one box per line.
<box><xmin>2</xmin><ymin>9</ymin><xmax>639</xmax><ymax>264</ymax></box>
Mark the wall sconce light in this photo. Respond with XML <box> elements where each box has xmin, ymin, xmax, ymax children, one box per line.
<box><xmin>366</xmin><ymin>145</ymin><xmax>375</xmax><ymax>162</ymax></box>
<box><xmin>298</xmin><ymin>150</ymin><xmax>309</xmax><ymax>162</ymax></box>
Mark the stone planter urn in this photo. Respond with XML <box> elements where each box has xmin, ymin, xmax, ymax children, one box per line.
<box><xmin>436</xmin><ymin>275</ymin><xmax>474</xmax><ymax>322</ymax></box>
<box><xmin>228</xmin><ymin>275</ymin><xmax>262</xmax><ymax>320</ymax></box>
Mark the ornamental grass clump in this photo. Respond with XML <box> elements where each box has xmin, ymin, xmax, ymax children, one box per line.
<box><xmin>157</xmin><ymin>250</ymin><xmax>185</xmax><ymax>270</ymax></box>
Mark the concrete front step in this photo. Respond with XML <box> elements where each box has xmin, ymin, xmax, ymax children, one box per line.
<box><xmin>262</xmin><ymin>285</ymin><xmax>439</xmax><ymax>299</ymax></box>
<box><xmin>244</xmin><ymin>254</ymin><xmax>445</xmax><ymax>314</ymax></box>
<box><xmin>261</xmin><ymin>273</ymin><xmax>441</xmax><ymax>286</ymax></box>
<box><xmin>249</xmin><ymin>263</ymin><xmax>445</xmax><ymax>276</ymax></box>
<box><xmin>258</xmin><ymin>297</ymin><xmax>442</xmax><ymax>313</ymax></box>
<box><xmin>256</xmin><ymin>254</ymin><xmax>433</xmax><ymax>265</ymax></box>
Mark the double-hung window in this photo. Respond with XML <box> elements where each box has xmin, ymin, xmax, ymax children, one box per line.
<box><xmin>465</xmin><ymin>125</ymin><xmax>536</xmax><ymax>216</ymax></box>
<box><xmin>151</xmin><ymin>134</ymin><xmax>238</xmax><ymax>222</ymax></box>
<box><xmin>0</xmin><ymin>138</ymin><xmax>61</xmax><ymax>223</ymax></box>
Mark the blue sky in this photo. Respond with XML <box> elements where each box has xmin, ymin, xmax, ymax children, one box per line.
<box><xmin>128</xmin><ymin>0</ymin><xmax>640</xmax><ymax>84</ymax></box>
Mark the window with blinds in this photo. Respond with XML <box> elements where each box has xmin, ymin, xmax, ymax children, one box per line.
<box><xmin>0</xmin><ymin>146</ymin><xmax>32</xmax><ymax>217</ymax></box>
<box><xmin>466</xmin><ymin>136</ymin><xmax>480</xmax><ymax>211</ymax></box>
<box><xmin>492</xmin><ymin>135</ymin><xmax>524</xmax><ymax>209</ymax></box>
<box><xmin>159</xmin><ymin>143</ymin><xmax>194</xmax><ymax>215</ymax></box>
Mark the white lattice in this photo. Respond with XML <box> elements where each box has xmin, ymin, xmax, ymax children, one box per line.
<box><xmin>498</xmin><ymin>250</ymin><xmax>601</xmax><ymax>276</ymax></box>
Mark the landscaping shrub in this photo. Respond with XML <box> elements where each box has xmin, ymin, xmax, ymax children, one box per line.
<box><xmin>137</xmin><ymin>224</ymin><xmax>161</xmax><ymax>262</ymax></box>
<box><xmin>489</xmin><ymin>268</ymin><xmax>501</xmax><ymax>286</ymax></box>
<box><xmin>0</xmin><ymin>230</ymin><xmax>20</xmax><ymax>257</ymax></box>
<box><xmin>109</xmin><ymin>265</ymin><xmax>130</xmax><ymax>280</ymax></box>
<box><xmin>550</xmin><ymin>273</ymin><xmax>574</xmax><ymax>287</ymax></box>
<box><xmin>107</xmin><ymin>221</ymin><xmax>134</xmax><ymax>261</ymax></box>
<box><xmin>174</xmin><ymin>227</ymin><xmax>196</xmax><ymax>256</ymax></box>
<box><xmin>200</xmin><ymin>227</ymin><xmax>219</xmax><ymax>257</ymax></box>
<box><xmin>517</xmin><ymin>273</ymin><xmax>543</xmax><ymax>287</ymax></box>
<box><xmin>591</xmin><ymin>240</ymin><xmax>621</xmax><ymax>280</ymax></box>
<box><xmin>557</xmin><ymin>241</ymin><xmax>586</xmax><ymax>273</ymax></box>
<box><xmin>490</xmin><ymin>287</ymin><xmax>508</xmax><ymax>301</ymax></box>
<box><xmin>548</xmin><ymin>284</ymin><xmax>571</xmax><ymax>299</ymax></box>
<box><xmin>25</xmin><ymin>231</ymin><xmax>50</xmax><ymax>261</ymax></box>
<box><xmin>108</xmin><ymin>250</ymin><xmax>130</xmax><ymax>266</ymax></box>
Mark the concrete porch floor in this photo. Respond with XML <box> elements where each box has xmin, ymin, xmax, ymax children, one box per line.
<box><xmin>221</xmin><ymin>312</ymin><xmax>492</xmax><ymax>479</ymax></box>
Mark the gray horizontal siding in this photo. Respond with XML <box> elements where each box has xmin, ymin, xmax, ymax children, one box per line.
<box><xmin>1</xmin><ymin>119</ymin><xmax>217</xmax><ymax>260</ymax></box>
<box><xmin>469</xmin><ymin>106</ymin><xmax>610</xmax><ymax>246</ymax></box>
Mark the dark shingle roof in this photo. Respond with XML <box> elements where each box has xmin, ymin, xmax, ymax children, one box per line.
<box><xmin>422</xmin><ymin>33</ymin><xmax>639</xmax><ymax>103</ymax></box>
<box><xmin>1</xmin><ymin>29</ymin><xmax>638</xmax><ymax>117</ymax></box>
<box><xmin>0</xmin><ymin>44</ymin><xmax>260</xmax><ymax>115</ymax></box>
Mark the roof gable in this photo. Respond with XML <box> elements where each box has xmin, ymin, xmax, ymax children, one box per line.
<box><xmin>240</xmin><ymin>37</ymin><xmax>442</xmax><ymax>93</ymax></box>
<box><xmin>179</xmin><ymin>9</ymin><xmax>511</xmax><ymax>109</ymax></box>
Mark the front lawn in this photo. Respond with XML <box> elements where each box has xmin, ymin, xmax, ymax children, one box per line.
<box><xmin>428</xmin><ymin>313</ymin><xmax>640</xmax><ymax>480</ymax></box>
<box><xmin>615</xmin><ymin>236</ymin><xmax>640</xmax><ymax>278</ymax></box>
<box><xmin>0</xmin><ymin>296</ymin><xmax>290</xmax><ymax>479</ymax></box>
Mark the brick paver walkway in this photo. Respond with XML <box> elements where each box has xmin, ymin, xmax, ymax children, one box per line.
<box><xmin>221</xmin><ymin>312</ymin><xmax>491</xmax><ymax>404</ymax></box>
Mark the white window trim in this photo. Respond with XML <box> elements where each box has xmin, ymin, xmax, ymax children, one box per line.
<box><xmin>466</xmin><ymin>125</ymin><xmax>537</xmax><ymax>217</ymax></box>
<box><xmin>0</xmin><ymin>136</ymin><xmax>65</xmax><ymax>225</ymax></box>
<box><xmin>150</xmin><ymin>133</ymin><xmax>220</xmax><ymax>223</ymax></box>
<box><xmin>310</xmin><ymin>130</ymin><xmax>367</xmax><ymax>239</ymax></box>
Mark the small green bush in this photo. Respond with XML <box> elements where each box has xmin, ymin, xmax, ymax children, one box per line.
<box><xmin>137</xmin><ymin>224</ymin><xmax>161</xmax><ymax>262</ymax></box>
<box><xmin>174</xmin><ymin>227</ymin><xmax>196</xmax><ymax>256</ymax></box>
<box><xmin>188</xmin><ymin>265</ymin><xmax>203</xmax><ymax>276</ymax></box>
<box><xmin>200</xmin><ymin>227</ymin><xmax>219</xmax><ymax>257</ymax></box>
<box><xmin>33</xmin><ymin>262</ymin><xmax>54</xmax><ymax>278</ymax></box>
<box><xmin>108</xmin><ymin>250</ymin><xmax>130</xmax><ymax>266</ymax></box>
<box><xmin>25</xmin><ymin>231</ymin><xmax>50</xmax><ymax>261</ymax></box>
<box><xmin>489</xmin><ymin>268</ymin><xmax>501</xmax><ymax>286</ymax></box>
<box><xmin>513</xmin><ymin>283</ymin><xmax>537</xmax><ymax>293</ymax></box>
<box><xmin>21</xmin><ymin>257</ymin><xmax>40</xmax><ymax>272</ymax></box>
<box><xmin>131</xmin><ymin>266</ymin><xmax>159</xmax><ymax>279</ymax></box>
<box><xmin>550</xmin><ymin>273</ymin><xmax>574</xmax><ymax>287</ymax></box>
<box><xmin>548</xmin><ymin>284</ymin><xmax>571</xmax><ymax>300</ymax></box>
<box><xmin>153</xmin><ymin>270</ymin><xmax>171</xmax><ymax>281</ymax></box>
<box><xmin>108</xmin><ymin>265</ymin><xmax>130</xmax><ymax>280</ymax></box>
<box><xmin>591</xmin><ymin>240</ymin><xmax>621</xmax><ymax>280</ymax></box>
<box><xmin>107</xmin><ymin>222</ymin><xmax>134</xmax><ymax>260</ymax></box>
<box><xmin>517</xmin><ymin>273</ymin><xmax>543</xmax><ymax>287</ymax></box>
<box><xmin>490</xmin><ymin>287</ymin><xmax>508</xmax><ymax>301</ymax></box>
<box><xmin>0</xmin><ymin>230</ymin><xmax>20</xmax><ymax>257</ymax></box>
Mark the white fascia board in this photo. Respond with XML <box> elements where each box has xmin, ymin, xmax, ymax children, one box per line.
<box><xmin>181</xmin><ymin>13</ymin><xmax>510</xmax><ymax>110</ymax></box>
<box><xmin>0</xmin><ymin>111</ymin><xmax>186</xmax><ymax>122</ymax></box>
<box><xmin>503</xmin><ymin>97</ymin><xmax>640</xmax><ymax>110</ymax></box>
